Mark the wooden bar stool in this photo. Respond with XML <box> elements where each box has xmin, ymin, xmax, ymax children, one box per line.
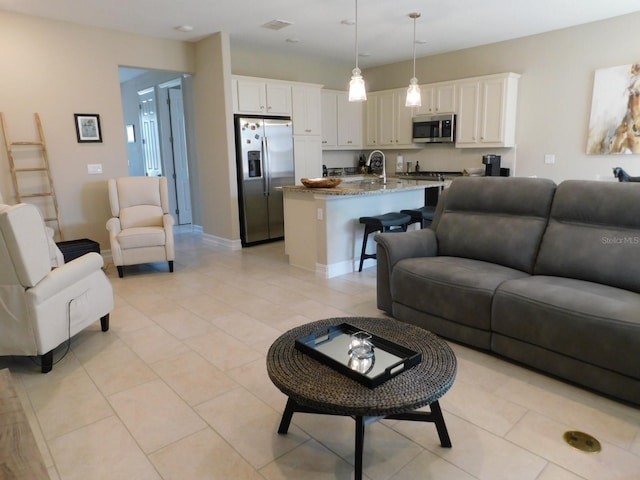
<box><xmin>358</xmin><ymin>212</ymin><xmax>412</xmax><ymax>271</ymax></box>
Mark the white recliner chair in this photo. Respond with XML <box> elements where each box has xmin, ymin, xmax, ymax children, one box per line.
<box><xmin>106</xmin><ymin>176</ymin><xmax>175</xmax><ymax>278</ymax></box>
<box><xmin>0</xmin><ymin>203</ymin><xmax>113</xmax><ymax>373</ymax></box>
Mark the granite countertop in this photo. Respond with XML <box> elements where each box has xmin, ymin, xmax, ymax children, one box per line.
<box><xmin>280</xmin><ymin>178</ymin><xmax>446</xmax><ymax>196</ymax></box>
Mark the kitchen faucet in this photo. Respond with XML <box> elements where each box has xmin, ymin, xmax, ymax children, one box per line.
<box><xmin>366</xmin><ymin>150</ymin><xmax>386</xmax><ymax>183</ymax></box>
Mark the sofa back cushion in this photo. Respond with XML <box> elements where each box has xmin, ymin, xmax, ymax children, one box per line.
<box><xmin>436</xmin><ymin>177</ymin><xmax>557</xmax><ymax>273</ymax></box>
<box><xmin>535</xmin><ymin>180</ymin><xmax>640</xmax><ymax>293</ymax></box>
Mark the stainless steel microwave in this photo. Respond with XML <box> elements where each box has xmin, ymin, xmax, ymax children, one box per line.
<box><xmin>412</xmin><ymin>113</ymin><xmax>456</xmax><ymax>143</ymax></box>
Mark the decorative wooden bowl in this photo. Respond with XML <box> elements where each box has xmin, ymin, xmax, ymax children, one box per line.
<box><xmin>301</xmin><ymin>178</ymin><xmax>342</xmax><ymax>188</ymax></box>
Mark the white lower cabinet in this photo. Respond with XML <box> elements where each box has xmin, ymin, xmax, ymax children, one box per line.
<box><xmin>293</xmin><ymin>135</ymin><xmax>322</xmax><ymax>184</ymax></box>
<box><xmin>455</xmin><ymin>72</ymin><xmax>520</xmax><ymax>148</ymax></box>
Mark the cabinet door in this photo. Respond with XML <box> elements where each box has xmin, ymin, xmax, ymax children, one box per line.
<box><xmin>415</xmin><ymin>85</ymin><xmax>435</xmax><ymax>115</ymax></box>
<box><xmin>365</xmin><ymin>93</ymin><xmax>379</xmax><ymax>147</ymax></box>
<box><xmin>321</xmin><ymin>91</ymin><xmax>338</xmax><ymax>147</ymax></box>
<box><xmin>378</xmin><ymin>91</ymin><xmax>396</xmax><ymax>146</ymax></box>
<box><xmin>292</xmin><ymin>86</ymin><xmax>321</xmax><ymax>135</ymax></box>
<box><xmin>395</xmin><ymin>91</ymin><xmax>414</xmax><ymax>146</ymax></box>
<box><xmin>337</xmin><ymin>92</ymin><xmax>362</xmax><ymax>147</ymax></box>
<box><xmin>293</xmin><ymin>135</ymin><xmax>322</xmax><ymax>183</ymax></box>
<box><xmin>266</xmin><ymin>83</ymin><xmax>291</xmax><ymax>115</ymax></box>
<box><xmin>480</xmin><ymin>77</ymin><xmax>506</xmax><ymax>144</ymax></box>
<box><xmin>436</xmin><ymin>83</ymin><xmax>456</xmax><ymax>113</ymax></box>
<box><xmin>455</xmin><ymin>81</ymin><xmax>480</xmax><ymax>145</ymax></box>
<box><xmin>237</xmin><ymin>79</ymin><xmax>266</xmax><ymax>114</ymax></box>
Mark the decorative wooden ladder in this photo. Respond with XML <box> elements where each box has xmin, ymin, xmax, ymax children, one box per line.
<box><xmin>0</xmin><ymin>112</ymin><xmax>64</xmax><ymax>240</ymax></box>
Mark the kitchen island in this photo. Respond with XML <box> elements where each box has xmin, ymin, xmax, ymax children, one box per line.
<box><xmin>281</xmin><ymin>178</ymin><xmax>446</xmax><ymax>278</ymax></box>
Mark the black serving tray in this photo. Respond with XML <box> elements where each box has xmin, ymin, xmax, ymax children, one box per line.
<box><xmin>295</xmin><ymin>323</ymin><xmax>422</xmax><ymax>388</ymax></box>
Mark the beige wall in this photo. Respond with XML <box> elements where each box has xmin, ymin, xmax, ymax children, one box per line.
<box><xmin>230</xmin><ymin>43</ymin><xmax>350</xmax><ymax>89</ymax></box>
<box><xmin>364</xmin><ymin>12</ymin><xmax>640</xmax><ymax>182</ymax></box>
<box><xmin>192</xmin><ymin>33</ymin><xmax>240</xmax><ymax>245</ymax></box>
<box><xmin>0</xmin><ymin>11</ymin><xmax>194</xmax><ymax>247</ymax></box>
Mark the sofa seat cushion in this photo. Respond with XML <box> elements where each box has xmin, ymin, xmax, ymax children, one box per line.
<box><xmin>493</xmin><ymin>275</ymin><xmax>640</xmax><ymax>380</ymax></box>
<box><xmin>117</xmin><ymin>227</ymin><xmax>166</xmax><ymax>249</ymax></box>
<box><xmin>392</xmin><ymin>256</ymin><xmax>530</xmax><ymax>332</ymax></box>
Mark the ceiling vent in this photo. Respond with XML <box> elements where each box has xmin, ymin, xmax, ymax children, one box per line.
<box><xmin>261</xmin><ymin>19</ymin><xmax>294</xmax><ymax>31</ymax></box>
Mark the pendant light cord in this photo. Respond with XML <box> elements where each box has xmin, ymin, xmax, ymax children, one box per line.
<box><xmin>354</xmin><ymin>0</ymin><xmax>359</xmax><ymax>71</ymax></box>
<box><xmin>412</xmin><ymin>14</ymin><xmax>417</xmax><ymax>78</ymax></box>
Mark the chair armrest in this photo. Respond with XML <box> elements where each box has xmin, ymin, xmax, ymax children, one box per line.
<box><xmin>162</xmin><ymin>214</ymin><xmax>175</xmax><ymax>229</ymax></box>
<box><xmin>28</xmin><ymin>252</ymin><xmax>105</xmax><ymax>304</ymax></box>
<box><xmin>375</xmin><ymin>228</ymin><xmax>438</xmax><ymax>267</ymax></box>
<box><xmin>106</xmin><ymin>217</ymin><xmax>121</xmax><ymax>233</ymax></box>
<box><xmin>374</xmin><ymin>229</ymin><xmax>438</xmax><ymax>313</ymax></box>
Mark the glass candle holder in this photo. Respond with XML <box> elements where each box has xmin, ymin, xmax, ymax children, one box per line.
<box><xmin>348</xmin><ymin>331</ymin><xmax>374</xmax><ymax>359</ymax></box>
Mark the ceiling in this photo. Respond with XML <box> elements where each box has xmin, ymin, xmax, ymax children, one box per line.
<box><xmin>3</xmin><ymin>0</ymin><xmax>640</xmax><ymax>68</ymax></box>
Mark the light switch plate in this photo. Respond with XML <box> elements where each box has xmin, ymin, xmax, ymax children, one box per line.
<box><xmin>544</xmin><ymin>154</ymin><xmax>555</xmax><ymax>165</ymax></box>
<box><xmin>87</xmin><ymin>163</ymin><xmax>103</xmax><ymax>174</ymax></box>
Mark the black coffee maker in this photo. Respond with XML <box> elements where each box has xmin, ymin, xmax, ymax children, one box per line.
<box><xmin>482</xmin><ymin>154</ymin><xmax>501</xmax><ymax>176</ymax></box>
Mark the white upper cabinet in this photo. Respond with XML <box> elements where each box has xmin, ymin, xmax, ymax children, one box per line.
<box><xmin>336</xmin><ymin>92</ymin><xmax>363</xmax><ymax>148</ymax></box>
<box><xmin>365</xmin><ymin>92</ymin><xmax>379</xmax><ymax>148</ymax></box>
<box><xmin>415</xmin><ymin>82</ymin><xmax>457</xmax><ymax>115</ymax></box>
<box><xmin>234</xmin><ymin>77</ymin><xmax>291</xmax><ymax>115</ymax></box>
<box><xmin>455</xmin><ymin>72</ymin><xmax>520</xmax><ymax>148</ymax></box>
<box><xmin>321</xmin><ymin>90</ymin><xmax>363</xmax><ymax>149</ymax></box>
<box><xmin>321</xmin><ymin>90</ymin><xmax>338</xmax><ymax>147</ymax></box>
<box><xmin>378</xmin><ymin>89</ymin><xmax>414</xmax><ymax>148</ymax></box>
<box><xmin>292</xmin><ymin>86</ymin><xmax>322</xmax><ymax>135</ymax></box>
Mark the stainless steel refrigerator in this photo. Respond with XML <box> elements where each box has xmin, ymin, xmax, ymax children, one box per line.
<box><xmin>235</xmin><ymin>116</ymin><xmax>294</xmax><ymax>246</ymax></box>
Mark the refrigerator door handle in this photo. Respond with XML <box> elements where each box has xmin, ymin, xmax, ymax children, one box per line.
<box><xmin>263</xmin><ymin>136</ymin><xmax>270</xmax><ymax>195</ymax></box>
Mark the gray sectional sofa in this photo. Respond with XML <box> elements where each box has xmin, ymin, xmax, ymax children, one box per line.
<box><xmin>375</xmin><ymin>176</ymin><xmax>640</xmax><ymax>405</ymax></box>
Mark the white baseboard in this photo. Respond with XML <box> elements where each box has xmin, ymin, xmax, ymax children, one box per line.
<box><xmin>201</xmin><ymin>232</ymin><xmax>242</xmax><ymax>251</ymax></box>
<box><xmin>315</xmin><ymin>259</ymin><xmax>357</xmax><ymax>278</ymax></box>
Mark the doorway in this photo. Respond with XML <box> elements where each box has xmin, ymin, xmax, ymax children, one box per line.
<box><xmin>119</xmin><ymin>68</ymin><xmax>194</xmax><ymax>225</ymax></box>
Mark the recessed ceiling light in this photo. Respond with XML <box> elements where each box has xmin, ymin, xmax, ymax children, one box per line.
<box><xmin>285</xmin><ymin>38</ymin><xmax>300</xmax><ymax>43</ymax></box>
<box><xmin>175</xmin><ymin>25</ymin><xmax>194</xmax><ymax>33</ymax></box>
<box><xmin>261</xmin><ymin>19</ymin><xmax>294</xmax><ymax>30</ymax></box>
<box><xmin>340</xmin><ymin>19</ymin><xmax>355</xmax><ymax>26</ymax></box>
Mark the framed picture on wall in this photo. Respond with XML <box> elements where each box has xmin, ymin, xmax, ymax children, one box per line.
<box><xmin>74</xmin><ymin>113</ymin><xmax>102</xmax><ymax>143</ymax></box>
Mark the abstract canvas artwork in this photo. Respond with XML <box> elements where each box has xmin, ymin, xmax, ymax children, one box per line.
<box><xmin>587</xmin><ymin>63</ymin><xmax>640</xmax><ymax>154</ymax></box>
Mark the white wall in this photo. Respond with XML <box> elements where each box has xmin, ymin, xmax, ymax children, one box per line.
<box><xmin>364</xmin><ymin>12</ymin><xmax>640</xmax><ymax>182</ymax></box>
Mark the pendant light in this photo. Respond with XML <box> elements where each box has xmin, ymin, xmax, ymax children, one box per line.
<box><xmin>348</xmin><ymin>0</ymin><xmax>366</xmax><ymax>102</ymax></box>
<box><xmin>405</xmin><ymin>12</ymin><xmax>421</xmax><ymax>107</ymax></box>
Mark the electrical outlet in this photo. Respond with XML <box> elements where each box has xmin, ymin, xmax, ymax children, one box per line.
<box><xmin>317</xmin><ymin>208</ymin><xmax>323</xmax><ymax>221</ymax></box>
<box><xmin>87</xmin><ymin>163</ymin><xmax>103</xmax><ymax>174</ymax></box>
<box><xmin>544</xmin><ymin>154</ymin><xmax>555</xmax><ymax>165</ymax></box>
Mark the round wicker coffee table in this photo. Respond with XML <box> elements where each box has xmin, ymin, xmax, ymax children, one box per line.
<box><xmin>267</xmin><ymin>317</ymin><xmax>457</xmax><ymax>480</ymax></box>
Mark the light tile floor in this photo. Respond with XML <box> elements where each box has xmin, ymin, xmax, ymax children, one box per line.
<box><xmin>3</xmin><ymin>230</ymin><xmax>640</xmax><ymax>480</ymax></box>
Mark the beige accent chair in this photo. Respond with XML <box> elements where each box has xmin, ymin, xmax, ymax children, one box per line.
<box><xmin>106</xmin><ymin>176</ymin><xmax>175</xmax><ymax>278</ymax></box>
<box><xmin>0</xmin><ymin>203</ymin><xmax>113</xmax><ymax>373</ymax></box>
<box><xmin>0</xmin><ymin>189</ymin><xmax>64</xmax><ymax>267</ymax></box>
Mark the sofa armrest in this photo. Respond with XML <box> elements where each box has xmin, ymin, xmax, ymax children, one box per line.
<box><xmin>28</xmin><ymin>252</ymin><xmax>105</xmax><ymax>304</ymax></box>
<box><xmin>374</xmin><ymin>229</ymin><xmax>438</xmax><ymax>313</ymax></box>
